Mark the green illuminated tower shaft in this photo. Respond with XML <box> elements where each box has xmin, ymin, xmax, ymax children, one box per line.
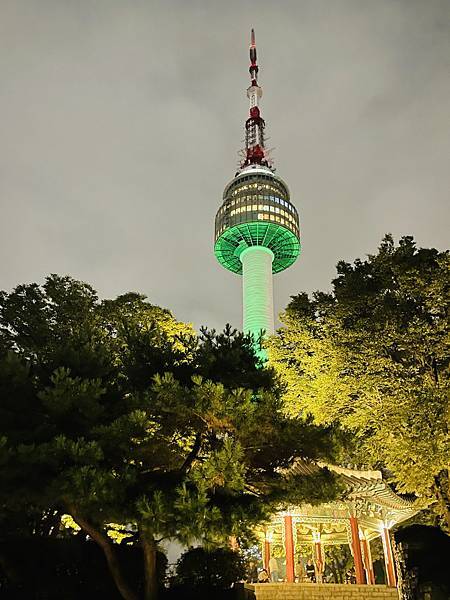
<box><xmin>241</xmin><ymin>246</ymin><xmax>274</xmax><ymax>338</ymax></box>
<box><xmin>214</xmin><ymin>30</ymin><xmax>301</xmax><ymax>352</ymax></box>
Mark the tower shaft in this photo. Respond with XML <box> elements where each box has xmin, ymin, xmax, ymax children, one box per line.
<box><xmin>241</xmin><ymin>246</ymin><xmax>274</xmax><ymax>340</ymax></box>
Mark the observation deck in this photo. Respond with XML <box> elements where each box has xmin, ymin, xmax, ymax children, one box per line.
<box><xmin>214</xmin><ymin>166</ymin><xmax>301</xmax><ymax>275</ymax></box>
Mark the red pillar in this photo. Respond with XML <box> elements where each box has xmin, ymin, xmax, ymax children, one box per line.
<box><xmin>314</xmin><ymin>540</ymin><xmax>324</xmax><ymax>582</ymax></box>
<box><xmin>361</xmin><ymin>537</ymin><xmax>375</xmax><ymax>585</ymax></box>
<box><xmin>284</xmin><ymin>515</ymin><xmax>295</xmax><ymax>583</ymax></box>
<box><xmin>381</xmin><ymin>527</ymin><xmax>397</xmax><ymax>587</ymax></box>
<box><xmin>264</xmin><ymin>539</ymin><xmax>271</xmax><ymax>572</ymax></box>
<box><xmin>349</xmin><ymin>516</ymin><xmax>366</xmax><ymax>584</ymax></box>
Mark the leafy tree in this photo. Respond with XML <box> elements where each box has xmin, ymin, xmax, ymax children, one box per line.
<box><xmin>268</xmin><ymin>235</ymin><xmax>450</xmax><ymax>529</ymax></box>
<box><xmin>0</xmin><ymin>275</ymin><xmax>342</xmax><ymax>600</ymax></box>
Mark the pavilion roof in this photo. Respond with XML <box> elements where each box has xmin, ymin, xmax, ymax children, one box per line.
<box><xmin>286</xmin><ymin>459</ymin><xmax>417</xmax><ymax>515</ymax></box>
<box><xmin>265</xmin><ymin>459</ymin><xmax>419</xmax><ymax>543</ymax></box>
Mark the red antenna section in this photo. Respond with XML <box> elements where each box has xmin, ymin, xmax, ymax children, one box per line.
<box><xmin>240</xmin><ymin>29</ymin><xmax>273</xmax><ymax>171</ymax></box>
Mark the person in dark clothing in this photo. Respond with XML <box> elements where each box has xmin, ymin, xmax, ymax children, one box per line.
<box><xmin>305</xmin><ymin>559</ymin><xmax>316</xmax><ymax>583</ymax></box>
<box><xmin>247</xmin><ymin>561</ymin><xmax>258</xmax><ymax>583</ymax></box>
<box><xmin>258</xmin><ymin>568</ymin><xmax>270</xmax><ymax>583</ymax></box>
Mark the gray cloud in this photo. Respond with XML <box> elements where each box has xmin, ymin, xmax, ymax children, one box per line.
<box><xmin>0</xmin><ymin>0</ymin><xmax>449</xmax><ymax>331</ymax></box>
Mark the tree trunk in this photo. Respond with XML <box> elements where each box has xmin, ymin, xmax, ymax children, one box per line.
<box><xmin>141</xmin><ymin>533</ymin><xmax>158</xmax><ymax>600</ymax></box>
<box><xmin>434</xmin><ymin>470</ymin><xmax>450</xmax><ymax>531</ymax></box>
<box><xmin>66</xmin><ymin>503</ymin><xmax>139</xmax><ymax>600</ymax></box>
<box><xmin>330</xmin><ymin>561</ymin><xmax>339</xmax><ymax>583</ymax></box>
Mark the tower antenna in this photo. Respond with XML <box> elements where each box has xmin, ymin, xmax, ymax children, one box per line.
<box><xmin>241</xmin><ymin>28</ymin><xmax>272</xmax><ymax>171</ymax></box>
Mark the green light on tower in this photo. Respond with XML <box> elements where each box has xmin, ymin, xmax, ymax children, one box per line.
<box><xmin>214</xmin><ymin>30</ymin><xmax>301</xmax><ymax>358</ymax></box>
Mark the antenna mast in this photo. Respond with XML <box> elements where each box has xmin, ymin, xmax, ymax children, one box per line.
<box><xmin>240</xmin><ymin>29</ymin><xmax>273</xmax><ymax>171</ymax></box>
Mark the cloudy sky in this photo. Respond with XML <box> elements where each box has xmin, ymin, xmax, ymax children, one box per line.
<box><xmin>0</xmin><ymin>0</ymin><xmax>449</xmax><ymax>331</ymax></box>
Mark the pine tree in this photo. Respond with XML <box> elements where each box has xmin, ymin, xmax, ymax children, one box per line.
<box><xmin>0</xmin><ymin>275</ymin><xmax>342</xmax><ymax>600</ymax></box>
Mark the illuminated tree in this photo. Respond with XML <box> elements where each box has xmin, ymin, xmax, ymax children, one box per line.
<box><xmin>268</xmin><ymin>235</ymin><xmax>450</xmax><ymax>530</ymax></box>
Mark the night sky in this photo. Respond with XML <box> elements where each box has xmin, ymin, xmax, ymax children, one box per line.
<box><xmin>1</xmin><ymin>0</ymin><xmax>449</xmax><ymax>331</ymax></box>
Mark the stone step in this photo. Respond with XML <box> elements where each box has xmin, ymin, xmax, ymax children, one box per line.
<box><xmin>244</xmin><ymin>583</ymin><xmax>399</xmax><ymax>600</ymax></box>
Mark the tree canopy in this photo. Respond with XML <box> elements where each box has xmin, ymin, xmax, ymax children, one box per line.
<box><xmin>0</xmin><ymin>275</ymin><xmax>342</xmax><ymax>600</ymax></box>
<box><xmin>268</xmin><ymin>235</ymin><xmax>450</xmax><ymax>530</ymax></box>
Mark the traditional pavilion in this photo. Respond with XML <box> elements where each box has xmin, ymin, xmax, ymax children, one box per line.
<box><xmin>259</xmin><ymin>461</ymin><xmax>418</xmax><ymax>587</ymax></box>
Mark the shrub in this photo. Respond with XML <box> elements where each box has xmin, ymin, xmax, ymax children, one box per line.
<box><xmin>173</xmin><ymin>547</ymin><xmax>245</xmax><ymax>591</ymax></box>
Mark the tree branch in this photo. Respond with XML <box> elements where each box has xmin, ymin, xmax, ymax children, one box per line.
<box><xmin>179</xmin><ymin>432</ymin><xmax>202</xmax><ymax>473</ymax></box>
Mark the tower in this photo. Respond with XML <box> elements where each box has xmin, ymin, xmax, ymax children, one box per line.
<box><xmin>214</xmin><ymin>30</ymin><xmax>301</xmax><ymax>349</ymax></box>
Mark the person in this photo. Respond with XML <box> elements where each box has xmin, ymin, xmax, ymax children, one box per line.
<box><xmin>258</xmin><ymin>568</ymin><xmax>270</xmax><ymax>583</ymax></box>
<box><xmin>345</xmin><ymin>566</ymin><xmax>356</xmax><ymax>584</ymax></box>
<box><xmin>295</xmin><ymin>558</ymin><xmax>305</xmax><ymax>582</ymax></box>
<box><xmin>269</xmin><ymin>556</ymin><xmax>279</xmax><ymax>582</ymax></box>
<box><xmin>247</xmin><ymin>560</ymin><xmax>258</xmax><ymax>583</ymax></box>
<box><xmin>305</xmin><ymin>559</ymin><xmax>316</xmax><ymax>583</ymax></box>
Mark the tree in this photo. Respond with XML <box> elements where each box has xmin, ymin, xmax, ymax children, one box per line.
<box><xmin>0</xmin><ymin>275</ymin><xmax>342</xmax><ymax>600</ymax></box>
<box><xmin>268</xmin><ymin>235</ymin><xmax>450</xmax><ymax>529</ymax></box>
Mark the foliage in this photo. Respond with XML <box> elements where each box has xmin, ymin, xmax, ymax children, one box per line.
<box><xmin>173</xmin><ymin>547</ymin><xmax>245</xmax><ymax>590</ymax></box>
<box><xmin>268</xmin><ymin>235</ymin><xmax>450</xmax><ymax>529</ymax></box>
<box><xmin>0</xmin><ymin>275</ymin><xmax>342</xmax><ymax>600</ymax></box>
